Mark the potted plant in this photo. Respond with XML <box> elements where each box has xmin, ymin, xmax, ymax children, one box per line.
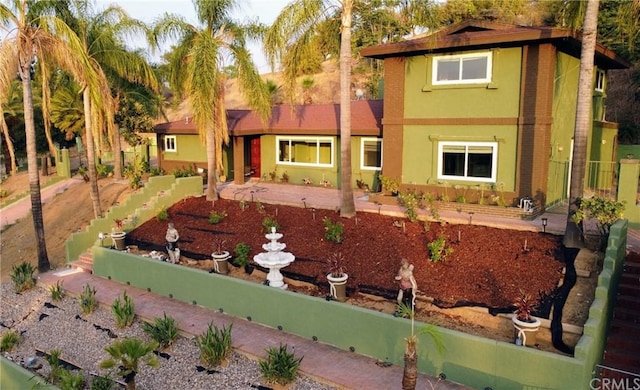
<box><xmin>379</xmin><ymin>175</ymin><xmax>400</xmax><ymax>196</ymax></box>
<box><xmin>211</xmin><ymin>239</ymin><xmax>230</xmax><ymax>275</ymax></box>
<box><xmin>326</xmin><ymin>252</ymin><xmax>348</xmax><ymax>302</ymax></box>
<box><xmin>511</xmin><ymin>290</ymin><xmax>541</xmax><ymax>347</ymax></box>
<box><xmin>234</xmin><ymin>242</ymin><xmax>253</xmax><ymax>274</ymax></box>
<box><xmin>111</xmin><ymin>218</ymin><xmax>127</xmax><ymax>250</ymax></box>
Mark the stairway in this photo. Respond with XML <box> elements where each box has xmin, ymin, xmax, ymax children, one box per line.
<box><xmin>70</xmin><ymin>250</ymin><xmax>94</xmax><ymax>274</ymax></box>
<box><xmin>600</xmin><ymin>254</ymin><xmax>640</xmax><ymax>379</ymax></box>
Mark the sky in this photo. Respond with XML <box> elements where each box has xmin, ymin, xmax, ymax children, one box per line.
<box><xmin>99</xmin><ymin>0</ymin><xmax>290</xmax><ymax>73</ymax></box>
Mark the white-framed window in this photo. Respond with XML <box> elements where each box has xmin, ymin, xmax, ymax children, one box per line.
<box><xmin>276</xmin><ymin>136</ymin><xmax>334</xmax><ymax>167</ymax></box>
<box><xmin>360</xmin><ymin>138</ymin><xmax>382</xmax><ymax>170</ymax></box>
<box><xmin>437</xmin><ymin>141</ymin><xmax>498</xmax><ymax>182</ymax></box>
<box><xmin>595</xmin><ymin>69</ymin><xmax>605</xmax><ymax>92</ymax></box>
<box><xmin>432</xmin><ymin>52</ymin><xmax>492</xmax><ymax>85</ymax></box>
<box><xmin>164</xmin><ymin>136</ymin><xmax>177</xmax><ymax>152</ymax></box>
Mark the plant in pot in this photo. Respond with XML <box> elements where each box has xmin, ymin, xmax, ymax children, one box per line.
<box><xmin>511</xmin><ymin>289</ymin><xmax>541</xmax><ymax>347</ymax></box>
<box><xmin>379</xmin><ymin>175</ymin><xmax>400</xmax><ymax>196</ymax></box>
<box><xmin>211</xmin><ymin>239</ymin><xmax>230</xmax><ymax>275</ymax></box>
<box><xmin>234</xmin><ymin>242</ymin><xmax>253</xmax><ymax>274</ymax></box>
<box><xmin>111</xmin><ymin>218</ymin><xmax>127</xmax><ymax>250</ymax></box>
<box><xmin>326</xmin><ymin>252</ymin><xmax>348</xmax><ymax>302</ymax></box>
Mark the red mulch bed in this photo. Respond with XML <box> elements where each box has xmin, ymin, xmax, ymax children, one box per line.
<box><xmin>128</xmin><ymin>197</ymin><xmax>565</xmax><ymax>312</ymax></box>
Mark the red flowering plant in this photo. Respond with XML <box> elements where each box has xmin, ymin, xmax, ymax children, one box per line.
<box><xmin>513</xmin><ymin>290</ymin><xmax>539</xmax><ymax>322</ymax></box>
<box><xmin>326</xmin><ymin>252</ymin><xmax>347</xmax><ymax>278</ymax></box>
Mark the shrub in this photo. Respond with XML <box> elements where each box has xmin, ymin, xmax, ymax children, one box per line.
<box><xmin>156</xmin><ymin>206</ymin><xmax>169</xmax><ymax>221</ymax></box>
<box><xmin>259</xmin><ymin>343</ymin><xmax>303</xmax><ymax>385</ymax></box>
<box><xmin>49</xmin><ymin>280</ymin><xmax>65</xmax><ymax>301</ymax></box>
<box><xmin>397</xmin><ymin>189</ymin><xmax>426</xmax><ymax>222</ymax></box>
<box><xmin>149</xmin><ymin>167</ymin><xmax>165</xmax><ymax>177</ymax></box>
<box><xmin>322</xmin><ymin>217</ymin><xmax>344</xmax><ymax>243</ymax></box>
<box><xmin>428</xmin><ymin>233</ymin><xmax>453</xmax><ymax>262</ymax></box>
<box><xmin>0</xmin><ymin>330</ymin><xmax>20</xmax><ymax>352</ymax></box>
<box><xmin>142</xmin><ymin>312</ymin><xmax>179</xmax><ymax>349</ymax></box>
<box><xmin>326</xmin><ymin>252</ymin><xmax>347</xmax><ymax>277</ymax></box>
<box><xmin>56</xmin><ymin>368</ymin><xmax>85</xmax><ymax>390</ymax></box>
<box><xmin>234</xmin><ymin>242</ymin><xmax>251</xmax><ymax>267</ymax></box>
<box><xmin>79</xmin><ymin>284</ymin><xmax>97</xmax><ymax>314</ymax></box>
<box><xmin>10</xmin><ymin>261</ymin><xmax>35</xmax><ymax>292</ymax></box>
<box><xmin>571</xmin><ymin>196</ymin><xmax>625</xmax><ymax>238</ymax></box>
<box><xmin>379</xmin><ymin>175</ymin><xmax>400</xmax><ymax>194</ymax></box>
<box><xmin>262</xmin><ymin>216</ymin><xmax>280</xmax><ymax>233</ymax></box>
<box><xmin>513</xmin><ymin>290</ymin><xmax>538</xmax><ymax>322</ymax></box>
<box><xmin>0</xmin><ymin>188</ymin><xmax>9</xmax><ymax>198</ymax></box>
<box><xmin>96</xmin><ymin>163</ymin><xmax>112</xmax><ymax>178</ymax></box>
<box><xmin>90</xmin><ymin>375</ymin><xmax>115</xmax><ymax>390</ymax></box>
<box><xmin>195</xmin><ymin>323</ymin><xmax>233</xmax><ymax>368</ymax></box>
<box><xmin>208</xmin><ymin>210</ymin><xmax>227</xmax><ymax>224</ymax></box>
<box><xmin>111</xmin><ymin>291</ymin><xmax>135</xmax><ymax>328</ymax></box>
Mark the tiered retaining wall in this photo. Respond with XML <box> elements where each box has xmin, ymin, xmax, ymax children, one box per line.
<box><xmin>91</xmin><ymin>218</ymin><xmax>628</xmax><ymax>389</ymax></box>
<box><xmin>64</xmin><ymin>175</ymin><xmax>203</xmax><ymax>262</ymax></box>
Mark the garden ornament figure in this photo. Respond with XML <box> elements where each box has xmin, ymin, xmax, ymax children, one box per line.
<box><xmin>165</xmin><ymin>222</ymin><xmax>180</xmax><ymax>263</ymax></box>
<box><xmin>395</xmin><ymin>258</ymin><xmax>417</xmax><ymax>313</ymax></box>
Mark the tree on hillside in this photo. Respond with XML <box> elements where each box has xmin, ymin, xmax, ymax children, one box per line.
<box><xmin>154</xmin><ymin>0</ymin><xmax>271</xmax><ymax>201</ymax></box>
<box><xmin>563</xmin><ymin>0</ymin><xmax>600</xmax><ymax>248</ymax></box>
<box><xmin>0</xmin><ymin>0</ymin><xmax>101</xmax><ymax>271</ymax></box>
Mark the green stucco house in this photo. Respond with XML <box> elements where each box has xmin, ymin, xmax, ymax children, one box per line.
<box><xmin>360</xmin><ymin>20</ymin><xmax>629</xmax><ymax>211</ymax></box>
<box><xmin>154</xmin><ymin>100</ymin><xmax>383</xmax><ymax>189</ymax></box>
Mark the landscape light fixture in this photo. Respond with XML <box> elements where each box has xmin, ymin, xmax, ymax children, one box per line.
<box><xmin>468</xmin><ymin>212</ymin><xmax>474</xmax><ymax>225</ymax></box>
<box><xmin>541</xmin><ymin>217</ymin><xmax>548</xmax><ymax>233</ymax></box>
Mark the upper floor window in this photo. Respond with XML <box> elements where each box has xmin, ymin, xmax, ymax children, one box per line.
<box><xmin>437</xmin><ymin>141</ymin><xmax>497</xmax><ymax>183</ymax></box>
<box><xmin>432</xmin><ymin>52</ymin><xmax>492</xmax><ymax>85</ymax></box>
<box><xmin>595</xmin><ymin>69</ymin><xmax>605</xmax><ymax>92</ymax></box>
<box><xmin>360</xmin><ymin>138</ymin><xmax>382</xmax><ymax>170</ymax></box>
<box><xmin>276</xmin><ymin>136</ymin><xmax>333</xmax><ymax>167</ymax></box>
<box><xmin>164</xmin><ymin>136</ymin><xmax>177</xmax><ymax>152</ymax></box>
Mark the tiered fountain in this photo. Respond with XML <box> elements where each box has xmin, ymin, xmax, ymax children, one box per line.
<box><xmin>253</xmin><ymin>227</ymin><xmax>295</xmax><ymax>289</ymax></box>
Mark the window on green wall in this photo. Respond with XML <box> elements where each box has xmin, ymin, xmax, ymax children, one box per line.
<box><xmin>432</xmin><ymin>52</ymin><xmax>492</xmax><ymax>85</ymax></box>
<box><xmin>438</xmin><ymin>141</ymin><xmax>497</xmax><ymax>182</ymax></box>
<box><xmin>361</xmin><ymin>138</ymin><xmax>382</xmax><ymax>170</ymax></box>
<box><xmin>164</xmin><ymin>136</ymin><xmax>177</xmax><ymax>152</ymax></box>
<box><xmin>276</xmin><ymin>136</ymin><xmax>333</xmax><ymax>167</ymax></box>
<box><xmin>595</xmin><ymin>69</ymin><xmax>605</xmax><ymax>92</ymax></box>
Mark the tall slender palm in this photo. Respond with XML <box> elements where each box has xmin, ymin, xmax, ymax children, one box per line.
<box><xmin>57</xmin><ymin>0</ymin><xmax>157</xmax><ymax>218</ymax></box>
<box><xmin>563</xmin><ymin>0</ymin><xmax>600</xmax><ymax>248</ymax></box>
<box><xmin>265</xmin><ymin>0</ymin><xmax>358</xmax><ymax>217</ymax></box>
<box><xmin>0</xmin><ymin>80</ymin><xmax>23</xmax><ymax>175</ymax></box>
<box><xmin>155</xmin><ymin>0</ymin><xmax>270</xmax><ymax>201</ymax></box>
<box><xmin>0</xmin><ymin>0</ymin><xmax>99</xmax><ymax>271</ymax></box>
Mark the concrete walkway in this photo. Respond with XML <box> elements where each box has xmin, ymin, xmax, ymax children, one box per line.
<box><xmin>0</xmin><ymin>177</ymin><xmax>83</xmax><ymax>230</ymax></box>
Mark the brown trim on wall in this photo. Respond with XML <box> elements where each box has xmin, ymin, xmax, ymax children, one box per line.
<box><xmin>517</xmin><ymin>43</ymin><xmax>556</xmax><ymax>208</ymax></box>
<box><xmin>233</xmin><ymin>137</ymin><xmax>245</xmax><ymax>185</ymax></box>
<box><xmin>381</xmin><ymin>57</ymin><xmax>406</xmax><ymax>181</ymax></box>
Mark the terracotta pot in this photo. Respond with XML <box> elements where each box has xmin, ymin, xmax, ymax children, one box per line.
<box><xmin>327</xmin><ymin>273</ymin><xmax>348</xmax><ymax>302</ymax></box>
<box><xmin>111</xmin><ymin>232</ymin><xmax>126</xmax><ymax>251</ymax></box>
<box><xmin>512</xmin><ymin>315</ymin><xmax>541</xmax><ymax>347</ymax></box>
<box><xmin>212</xmin><ymin>251</ymin><xmax>230</xmax><ymax>275</ymax></box>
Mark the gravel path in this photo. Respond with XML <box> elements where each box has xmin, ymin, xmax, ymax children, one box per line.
<box><xmin>0</xmin><ymin>283</ymin><xmax>336</xmax><ymax>390</ymax></box>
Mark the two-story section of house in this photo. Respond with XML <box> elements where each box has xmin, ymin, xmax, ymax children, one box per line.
<box><xmin>361</xmin><ymin>20</ymin><xmax>629</xmax><ymax>211</ymax></box>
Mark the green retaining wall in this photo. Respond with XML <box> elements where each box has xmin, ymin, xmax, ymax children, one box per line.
<box><xmin>1</xmin><ymin>356</ymin><xmax>58</xmax><ymax>389</ymax></box>
<box><xmin>91</xmin><ymin>218</ymin><xmax>628</xmax><ymax>389</ymax></box>
<box><xmin>65</xmin><ymin>175</ymin><xmax>202</xmax><ymax>262</ymax></box>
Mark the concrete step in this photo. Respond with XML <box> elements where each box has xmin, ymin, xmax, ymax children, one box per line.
<box><xmin>606</xmin><ymin>332</ymin><xmax>640</xmax><ymax>350</ymax></box>
<box><xmin>78</xmin><ymin>251</ymin><xmax>93</xmax><ymax>264</ymax></box>
<box><xmin>623</xmin><ymin>260</ymin><xmax>640</xmax><ymax>275</ymax></box>
<box><xmin>613</xmin><ymin>306</ymin><xmax>640</xmax><ymax>323</ymax></box>
<box><xmin>618</xmin><ymin>282</ymin><xmax>640</xmax><ymax>296</ymax></box>
<box><xmin>610</xmin><ymin>318</ymin><xmax>640</xmax><ymax>336</ymax></box>
<box><xmin>617</xmin><ymin>295</ymin><xmax>640</xmax><ymax>311</ymax></box>
<box><xmin>69</xmin><ymin>260</ymin><xmax>93</xmax><ymax>274</ymax></box>
<box><xmin>603</xmin><ymin>348</ymin><xmax>640</xmax><ymax>370</ymax></box>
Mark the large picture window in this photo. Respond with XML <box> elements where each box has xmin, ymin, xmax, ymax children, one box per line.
<box><xmin>360</xmin><ymin>138</ymin><xmax>382</xmax><ymax>170</ymax></box>
<box><xmin>164</xmin><ymin>136</ymin><xmax>177</xmax><ymax>152</ymax></box>
<box><xmin>438</xmin><ymin>141</ymin><xmax>497</xmax><ymax>182</ymax></box>
<box><xmin>432</xmin><ymin>52</ymin><xmax>492</xmax><ymax>85</ymax></box>
<box><xmin>276</xmin><ymin>136</ymin><xmax>333</xmax><ymax>167</ymax></box>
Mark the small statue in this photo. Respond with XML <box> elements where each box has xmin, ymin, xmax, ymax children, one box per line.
<box><xmin>395</xmin><ymin>258</ymin><xmax>417</xmax><ymax>312</ymax></box>
<box><xmin>165</xmin><ymin>222</ymin><xmax>180</xmax><ymax>263</ymax></box>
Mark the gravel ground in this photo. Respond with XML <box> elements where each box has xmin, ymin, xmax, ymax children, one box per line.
<box><xmin>0</xmin><ymin>283</ymin><xmax>336</xmax><ymax>390</ymax></box>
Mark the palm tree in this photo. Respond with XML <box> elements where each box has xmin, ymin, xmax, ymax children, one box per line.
<box><xmin>563</xmin><ymin>0</ymin><xmax>600</xmax><ymax>248</ymax></box>
<box><xmin>154</xmin><ymin>0</ymin><xmax>271</xmax><ymax>201</ymax></box>
<box><xmin>395</xmin><ymin>302</ymin><xmax>444</xmax><ymax>390</ymax></box>
<box><xmin>100</xmin><ymin>337</ymin><xmax>159</xmax><ymax>390</ymax></box>
<box><xmin>265</xmin><ymin>0</ymin><xmax>358</xmax><ymax>217</ymax></box>
<box><xmin>0</xmin><ymin>0</ymin><xmax>100</xmax><ymax>272</ymax></box>
<box><xmin>0</xmin><ymin>80</ymin><xmax>23</xmax><ymax>175</ymax></box>
<box><xmin>56</xmin><ymin>1</ymin><xmax>157</xmax><ymax>218</ymax></box>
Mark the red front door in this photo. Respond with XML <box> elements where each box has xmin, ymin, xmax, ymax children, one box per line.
<box><xmin>250</xmin><ymin>138</ymin><xmax>261</xmax><ymax>178</ymax></box>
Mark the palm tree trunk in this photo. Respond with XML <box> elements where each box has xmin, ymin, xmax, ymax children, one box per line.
<box><xmin>563</xmin><ymin>0</ymin><xmax>599</xmax><ymax>248</ymax></box>
<box><xmin>206</xmin><ymin>125</ymin><xmax>218</xmax><ymax>201</ymax></box>
<box><xmin>402</xmin><ymin>338</ymin><xmax>418</xmax><ymax>390</ymax></box>
<box><xmin>83</xmin><ymin>88</ymin><xmax>102</xmax><ymax>218</ymax></box>
<box><xmin>0</xmin><ymin>108</ymin><xmax>18</xmax><ymax>175</ymax></box>
<box><xmin>113</xmin><ymin>128</ymin><xmax>123</xmax><ymax>180</ymax></box>
<box><xmin>20</xmin><ymin>63</ymin><xmax>50</xmax><ymax>272</ymax></box>
<box><xmin>41</xmin><ymin>66</ymin><xmax>57</xmax><ymax>157</ymax></box>
<box><xmin>339</xmin><ymin>0</ymin><xmax>356</xmax><ymax>218</ymax></box>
